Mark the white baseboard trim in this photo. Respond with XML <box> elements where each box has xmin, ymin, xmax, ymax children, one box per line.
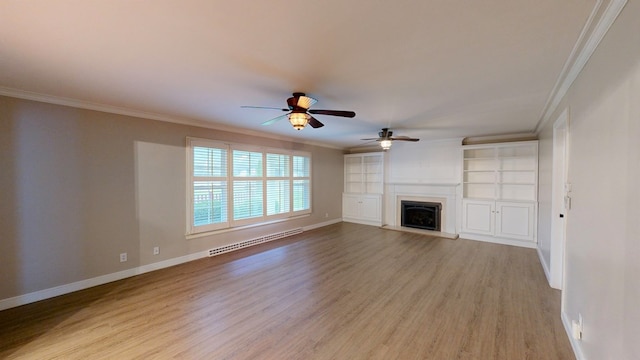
<box><xmin>342</xmin><ymin>218</ymin><xmax>383</xmax><ymax>227</ymax></box>
<box><xmin>303</xmin><ymin>218</ymin><xmax>342</xmax><ymax>231</ymax></box>
<box><xmin>0</xmin><ymin>219</ymin><xmax>342</xmax><ymax>311</ymax></box>
<box><xmin>458</xmin><ymin>232</ymin><xmax>537</xmax><ymax>249</ymax></box>
<box><xmin>536</xmin><ymin>246</ymin><xmax>552</xmax><ymax>286</ymax></box>
<box><xmin>562</xmin><ymin>310</ymin><xmax>585</xmax><ymax>360</ymax></box>
<box><xmin>0</xmin><ymin>250</ymin><xmax>209</xmax><ymax>312</ymax></box>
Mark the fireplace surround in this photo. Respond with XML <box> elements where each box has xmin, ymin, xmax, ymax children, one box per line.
<box><xmin>384</xmin><ymin>182</ymin><xmax>458</xmax><ymax>236</ymax></box>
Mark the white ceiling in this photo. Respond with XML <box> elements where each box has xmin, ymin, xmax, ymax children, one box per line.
<box><xmin>0</xmin><ymin>0</ymin><xmax>598</xmax><ymax>148</ymax></box>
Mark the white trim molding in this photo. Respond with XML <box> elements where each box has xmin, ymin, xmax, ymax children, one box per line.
<box><xmin>0</xmin><ymin>87</ymin><xmax>343</xmax><ymax>150</ymax></box>
<box><xmin>535</xmin><ymin>0</ymin><xmax>628</xmax><ymax>134</ymax></box>
<box><xmin>0</xmin><ymin>251</ymin><xmax>209</xmax><ymax>311</ymax></box>
<box><xmin>562</xmin><ymin>311</ymin><xmax>586</xmax><ymax>360</ymax></box>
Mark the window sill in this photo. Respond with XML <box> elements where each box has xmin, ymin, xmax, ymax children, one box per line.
<box><xmin>185</xmin><ymin>213</ymin><xmax>311</xmax><ymax>240</ymax></box>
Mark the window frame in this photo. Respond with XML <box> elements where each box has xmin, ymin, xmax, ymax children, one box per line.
<box><xmin>186</xmin><ymin>137</ymin><xmax>311</xmax><ymax>236</ymax></box>
<box><xmin>186</xmin><ymin>138</ymin><xmax>230</xmax><ymax>234</ymax></box>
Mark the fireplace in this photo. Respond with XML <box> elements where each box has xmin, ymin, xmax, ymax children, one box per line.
<box><xmin>400</xmin><ymin>201</ymin><xmax>442</xmax><ymax>231</ymax></box>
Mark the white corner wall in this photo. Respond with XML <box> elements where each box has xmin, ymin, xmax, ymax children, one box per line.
<box><xmin>536</xmin><ymin>123</ymin><xmax>553</xmax><ymax>281</ymax></box>
<box><xmin>538</xmin><ymin>1</ymin><xmax>640</xmax><ymax>358</ymax></box>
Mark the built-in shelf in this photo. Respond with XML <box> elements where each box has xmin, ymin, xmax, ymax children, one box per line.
<box><xmin>343</xmin><ymin>152</ymin><xmax>384</xmax><ymax>226</ymax></box>
<box><xmin>461</xmin><ymin>141</ymin><xmax>539</xmax><ymax>245</ymax></box>
<box><xmin>463</xmin><ymin>141</ymin><xmax>538</xmax><ymax>202</ymax></box>
<box><xmin>344</xmin><ymin>152</ymin><xmax>383</xmax><ymax>194</ymax></box>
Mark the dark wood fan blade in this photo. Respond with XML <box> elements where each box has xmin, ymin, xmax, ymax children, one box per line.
<box><xmin>242</xmin><ymin>106</ymin><xmax>289</xmax><ymax>111</ymax></box>
<box><xmin>286</xmin><ymin>97</ymin><xmax>297</xmax><ymax>110</ymax></box>
<box><xmin>361</xmin><ymin>138</ymin><xmax>381</xmax><ymax>141</ymax></box>
<box><xmin>308</xmin><ymin>109</ymin><xmax>356</xmax><ymax>118</ymax></box>
<box><xmin>308</xmin><ymin>116</ymin><xmax>324</xmax><ymax>128</ymax></box>
<box><xmin>390</xmin><ymin>137</ymin><xmax>420</xmax><ymax>142</ymax></box>
<box><xmin>261</xmin><ymin>114</ymin><xmax>289</xmax><ymax>126</ymax></box>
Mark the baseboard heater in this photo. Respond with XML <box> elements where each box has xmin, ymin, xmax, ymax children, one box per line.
<box><xmin>207</xmin><ymin>228</ymin><xmax>304</xmax><ymax>257</ymax></box>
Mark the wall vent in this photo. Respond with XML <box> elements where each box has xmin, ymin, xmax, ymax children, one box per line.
<box><xmin>207</xmin><ymin>228</ymin><xmax>303</xmax><ymax>257</ymax></box>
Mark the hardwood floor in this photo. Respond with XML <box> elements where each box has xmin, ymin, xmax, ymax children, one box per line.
<box><xmin>0</xmin><ymin>223</ymin><xmax>574</xmax><ymax>359</ymax></box>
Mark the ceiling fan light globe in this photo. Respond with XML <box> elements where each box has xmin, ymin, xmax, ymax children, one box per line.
<box><xmin>380</xmin><ymin>139</ymin><xmax>393</xmax><ymax>150</ymax></box>
<box><xmin>289</xmin><ymin>112</ymin><xmax>309</xmax><ymax>130</ymax></box>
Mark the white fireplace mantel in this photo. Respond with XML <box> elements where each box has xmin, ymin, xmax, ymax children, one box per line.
<box><xmin>384</xmin><ymin>182</ymin><xmax>460</xmax><ymax>234</ymax></box>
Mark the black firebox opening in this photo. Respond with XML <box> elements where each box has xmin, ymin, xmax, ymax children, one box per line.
<box><xmin>400</xmin><ymin>201</ymin><xmax>442</xmax><ymax>231</ymax></box>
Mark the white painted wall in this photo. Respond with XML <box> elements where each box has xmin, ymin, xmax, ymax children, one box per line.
<box><xmin>537</xmin><ymin>123</ymin><xmax>553</xmax><ymax>279</ymax></box>
<box><xmin>538</xmin><ymin>1</ymin><xmax>640</xmax><ymax>358</ymax></box>
<box><xmin>385</xmin><ymin>139</ymin><xmax>462</xmax><ymax>185</ymax></box>
<box><xmin>383</xmin><ymin>139</ymin><xmax>462</xmax><ymax>232</ymax></box>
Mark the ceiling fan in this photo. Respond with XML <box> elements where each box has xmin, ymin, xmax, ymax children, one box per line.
<box><xmin>241</xmin><ymin>92</ymin><xmax>356</xmax><ymax>130</ymax></box>
<box><xmin>362</xmin><ymin>128</ymin><xmax>420</xmax><ymax>151</ymax></box>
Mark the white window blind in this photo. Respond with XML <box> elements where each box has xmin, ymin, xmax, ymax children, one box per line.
<box><xmin>293</xmin><ymin>155</ymin><xmax>311</xmax><ymax>212</ymax></box>
<box><xmin>193</xmin><ymin>181</ymin><xmax>228</xmax><ymax>226</ymax></box>
<box><xmin>266</xmin><ymin>153</ymin><xmax>290</xmax><ymax>177</ymax></box>
<box><xmin>233</xmin><ymin>180</ymin><xmax>263</xmax><ymax>220</ymax></box>
<box><xmin>266</xmin><ymin>153</ymin><xmax>291</xmax><ymax>216</ymax></box>
<box><xmin>233</xmin><ymin>150</ymin><xmax>263</xmax><ymax>177</ymax></box>
<box><xmin>232</xmin><ymin>150</ymin><xmax>263</xmax><ymax>221</ymax></box>
<box><xmin>189</xmin><ymin>144</ymin><xmax>229</xmax><ymax>232</ymax></box>
<box><xmin>194</xmin><ymin>146</ymin><xmax>227</xmax><ymax>177</ymax></box>
<box><xmin>187</xmin><ymin>138</ymin><xmax>311</xmax><ymax>235</ymax></box>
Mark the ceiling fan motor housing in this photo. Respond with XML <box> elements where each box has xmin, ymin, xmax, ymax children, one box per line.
<box><xmin>379</xmin><ymin>128</ymin><xmax>392</xmax><ymax>139</ymax></box>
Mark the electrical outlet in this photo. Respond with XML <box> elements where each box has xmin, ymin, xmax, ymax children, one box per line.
<box><xmin>325</xmin><ymin>212</ymin><xmax>329</xmax><ymax>218</ymax></box>
<box><xmin>120</xmin><ymin>253</ymin><xmax>127</xmax><ymax>262</ymax></box>
<box><xmin>571</xmin><ymin>321</ymin><xmax>581</xmax><ymax>339</ymax></box>
<box><xmin>572</xmin><ymin>314</ymin><xmax>584</xmax><ymax>340</ymax></box>
<box><xmin>579</xmin><ymin>313</ymin><xmax>584</xmax><ymax>332</ymax></box>
<box><xmin>153</xmin><ymin>246</ymin><xmax>160</xmax><ymax>255</ymax></box>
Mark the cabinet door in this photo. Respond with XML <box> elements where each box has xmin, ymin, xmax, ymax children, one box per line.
<box><xmin>495</xmin><ymin>201</ymin><xmax>535</xmax><ymax>241</ymax></box>
<box><xmin>342</xmin><ymin>194</ymin><xmax>361</xmax><ymax>219</ymax></box>
<box><xmin>462</xmin><ymin>199</ymin><xmax>494</xmax><ymax>235</ymax></box>
<box><xmin>359</xmin><ymin>195</ymin><xmax>381</xmax><ymax>222</ymax></box>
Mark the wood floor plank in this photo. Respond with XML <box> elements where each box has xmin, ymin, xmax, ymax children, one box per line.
<box><xmin>0</xmin><ymin>223</ymin><xmax>574</xmax><ymax>359</ymax></box>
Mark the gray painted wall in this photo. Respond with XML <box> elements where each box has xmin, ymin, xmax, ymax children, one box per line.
<box><xmin>0</xmin><ymin>96</ymin><xmax>344</xmax><ymax>300</ymax></box>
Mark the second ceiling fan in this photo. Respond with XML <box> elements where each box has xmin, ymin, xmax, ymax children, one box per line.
<box><xmin>242</xmin><ymin>92</ymin><xmax>356</xmax><ymax>130</ymax></box>
<box><xmin>362</xmin><ymin>128</ymin><xmax>420</xmax><ymax>151</ymax></box>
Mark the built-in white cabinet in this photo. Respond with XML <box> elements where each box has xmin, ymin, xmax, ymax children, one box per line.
<box><xmin>462</xmin><ymin>199</ymin><xmax>536</xmax><ymax>241</ymax></box>
<box><xmin>342</xmin><ymin>193</ymin><xmax>382</xmax><ymax>226</ymax></box>
<box><xmin>461</xmin><ymin>199</ymin><xmax>495</xmax><ymax>235</ymax></box>
<box><xmin>461</xmin><ymin>141</ymin><xmax>538</xmax><ymax>246</ymax></box>
<box><xmin>343</xmin><ymin>153</ymin><xmax>384</xmax><ymax>226</ymax></box>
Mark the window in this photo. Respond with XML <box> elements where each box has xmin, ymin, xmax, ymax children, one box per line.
<box><xmin>186</xmin><ymin>138</ymin><xmax>311</xmax><ymax>235</ymax></box>
<box><xmin>266</xmin><ymin>153</ymin><xmax>290</xmax><ymax>216</ymax></box>
<box><xmin>293</xmin><ymin>155</ymin><xmax>310</xmax><ymax>211</ymax></box>
<box><xmin>232</xmin><ymin>150</ymin><xmax>263</xmax><ymax>222</ymax></box>
<box><xmin>191</xmin><ymin>142</ymin><xmax>229</xmax><ymax>232</ymax></box>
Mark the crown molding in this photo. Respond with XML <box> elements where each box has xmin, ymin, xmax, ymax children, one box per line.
<box><xmin>462</xmin><ymin>133</ymin><xmax>538</xmax><ymax>145</ymax></box>
<box><xmin>0</xmin><ymin>87</ymin><xmax>345</xmax><ymax>150</ymax></box>
<box><xmin>535</xmin><ymin>0</ymin><xmax>628</xmax><ymax>134</ymax></box>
